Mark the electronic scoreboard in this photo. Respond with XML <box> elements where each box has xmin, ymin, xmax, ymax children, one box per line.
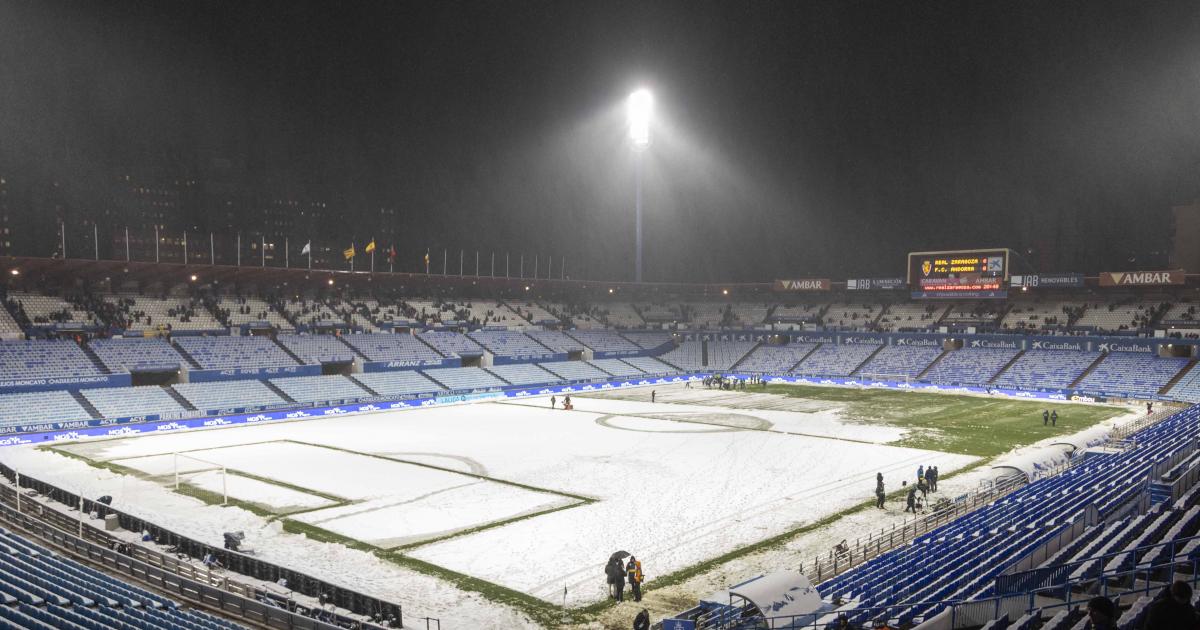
<box><xmin>907</xmin><ymin>249</ymin><xmax>1012</xmax><ymax>298</ymax></box>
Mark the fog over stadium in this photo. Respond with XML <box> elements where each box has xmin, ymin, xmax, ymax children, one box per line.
<box><xmin>1</xmin><ymin>1</ymin><xmax>1199</xmax><ymax>283</ymax></box>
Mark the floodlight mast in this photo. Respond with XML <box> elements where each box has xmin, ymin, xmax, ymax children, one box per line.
<box><xmin>628</xmin><ymin>89</ymin><xmax>652</xmax><ymax>283</ymax></box>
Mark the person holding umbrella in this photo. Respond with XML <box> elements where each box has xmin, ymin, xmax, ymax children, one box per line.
<box><xmin>606</xmin><ymin>551</ymin><xmax>630</xmax><ymax>601</ymax></box>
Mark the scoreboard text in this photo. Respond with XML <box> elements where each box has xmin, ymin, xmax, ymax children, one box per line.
<box><xmin>907</xmin><ymin>249</ymin><xmax>1011</xmax><ymax>298</ymax></box>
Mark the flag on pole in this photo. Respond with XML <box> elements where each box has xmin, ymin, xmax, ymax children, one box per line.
<box><xmin>388</xmin><ymin>245</ymin><xmax>397</xmax><ymax>262</ymax></box>
<box><xmin>344</xmin><ymin>244</ymin><xmax>356</xmax><ymax>260</ymax></box>
<box><xmin>424</xmin><ymin>249</ymin><xmax>430</xmax><ymax>274</ymax></box>
<box><xmin>365</xmin><ymin>240</ymin><xmax>376</xmax><ymax>253</ymax></box>
<box><xmin>300</xmin><ymin>241</ymin><xmax>311</xmax><ymax>256</ymax></box>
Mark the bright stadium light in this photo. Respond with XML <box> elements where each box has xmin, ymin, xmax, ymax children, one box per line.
<box><xmin>628</xmin><ymin>89</ymin><xmax>653</xmax><ymax>148</ymax></box>
<box><xmin>627</xmin><ymin>88</ymin><xmax>653</xmax><ymax>283</ymax></box>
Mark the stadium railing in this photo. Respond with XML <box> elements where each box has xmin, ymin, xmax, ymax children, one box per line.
<box><xmin>800</xmin><ymin>474</ymin><xmax>1027</xmax><ymax>585</ymax></box>
<box><xmin>697</xmin><ymin>547</ymin><xmax>1200</xmax><ymax>630</ymax></box>
<box><xmin>0</xmin><ymin>464</ymin><xmax>405</xmax><ymax>627</ymax></box>
<box><xmin>796</xmin><ymin>406</ymin><xmax>1182</xmax><ymax>587</ymax></box>
<box><xmin>0</xmin><ymin>495</ymin><xmax>376</xmax><ymax>630</ymax></box>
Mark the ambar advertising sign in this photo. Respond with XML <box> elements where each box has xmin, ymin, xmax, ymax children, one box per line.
<box><xmin>773</xmin><ymin>278</ymin><xmax>831</xmax><ymax>291</ymax></box>
<box><xmin>1099</xmin><ymin>270</ymin><xmax>1185</xmax><ymax>287</ymax></box>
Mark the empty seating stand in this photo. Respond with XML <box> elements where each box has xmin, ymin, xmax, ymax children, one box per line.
<box><xmin>565</xmin><ymin>331</ymin><xmax>641</xmax><ymax>354</ymax></box>
<box><xmin>173</xmin><ymin>337</ymin><xmax>298</xmax><ymax>370</ymax></box>
<box><xmin>0</xmin><ymin>340</ymin><xmax>106</xmax><ymax>380</ymax></box>
<box><xmin>351</xmin><ymin>371</ymin><xmax>444</xmax><ymax>398</ymax></box>
<box><xmin>341</xmin><ymin>333</ymin><xmax>443</xmax><ymax>364</ymax></box>
<box><xmin>0</xmin><ymin>527</ymin><xmax>243</xmax><ymax>629</ymax></box>
<box><xmin>486</xmin><ymin>363</ymin><xmax>558</xmax><ymax>386</ymax></box>
<box><xmin>419</xmin><ymin>331</ymin><xmax>486</xmax><ymax>358</ymax></box>
<box><xmin>88</xmin><ymin>338</ymin><xmax>187</xmax><ymax>373</ymax></box>
<box><xmin>621</xmin><ymin>356</ymin><xmax>680</xmax><ymax>375</ymax></box>
<box><xmin>855</xmin><ymin>345</ymin><xmax>942</xmax><ymax>378</ymax></box>
<box><xmin>275</xmin><ymin>334</ymin><xmax>357</xmax><ymax>364</ymax></box>
<box><xmin>792</xmin><ymin>344</ymin><xmax>880</xmax><ymax>377</ymax></box>
<box><xmin>539</xmin><ymin>361</ymin><xmax>610</xmax><ymax>382</ymax></box>
<box><xmin>0</xmin><ymin>391</ymin><xmax>93</xmax><ymax>431</ymax></box>
<box><xmin>587</xmin><ymin>359</ymin><xmax>644</xmax><ymax>377</ymax></box>
<box><xmin>1077</xmin><ymin>352</ymin><xmax>1191</xmax><ymax>398</ymax></box>
<box><xmin>171</xmin><ymin>380</ymin><xmax>287</xmax><ymax>412</ymax></box>
<box><xmin>736</xmin><ymin>343</ymin><xmax>815</xmax><ymax>373</ymax></box>
<box><xmin>269</xmin><ymin>375</ymin><xmax>370</xmax><ymax>404</ymax></box>
<box><xmin>992</xmin><ymin>350</ymin><xmax>1101</xmax><ymax>390</ymax></box>
<box><xmin>922</xmin><ymin>346</ymin><xmax>1019</xmax><ymax>386</ymax></box>
<box><xmin>467</xmin><ymin>331</ymin><xmax>557</xmax><ymax>360</ymax></box>
<box><xmin>524</xmin><ymin>330</ymin><xmax>586</xmax><ymax>353</ymax></box>
<box><xmin>81</xmin><ymin>386</ymin><xmax>187</xmax><ymax>419</ymax></box>
<box><xmin>421</xmin><ymin>366</ymin><xmax>507</xmax><ymax>391</ymax></box>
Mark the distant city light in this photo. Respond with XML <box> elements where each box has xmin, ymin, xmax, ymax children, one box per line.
<box><xmin>328</xmin><ymin>279</ymin><xmax>334</xmax><ymax>285</ymax></box>
<box><xmin>9</xmin><ymin>269</ymin><xmax>17</xmax><ymax>276</ymax></box>
<box><xmin>722</xmin><ymin>288</ymin><xmax>729</xmax><ymax>295</ymax></box>
<box><xmin>628</xmin><ymin>89</ymin><xmax>653</xmax><ymax>148</ymax></box>
<box><xmin>189</xmin><ymin>274</ymin><xmax>198</xmax><ymax>282</ymax></box>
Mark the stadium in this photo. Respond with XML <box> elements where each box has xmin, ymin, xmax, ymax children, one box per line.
<box><xmin>4</xmin><ymin>3</ymin><xmax>1200</xmax><ymax>630</ymax></box>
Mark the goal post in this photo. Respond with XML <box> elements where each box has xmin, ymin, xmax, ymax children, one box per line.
<box><xmin>172</xmin><ymin>452</ymin><xmax>228</xmax><ymax>506</ymax></box>
<box><xmin>857</xmin><ymin>373</ymin><xmax>911</xmax><ymax>386</ymax></box>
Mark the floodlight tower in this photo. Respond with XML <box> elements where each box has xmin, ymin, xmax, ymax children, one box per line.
<box><xmin>628</xmin><ymin>89</ymin><xmax>652</xmax><ymax>283</ymax></box>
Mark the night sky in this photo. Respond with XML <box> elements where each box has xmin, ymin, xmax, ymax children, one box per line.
<box><xmin>2</xmin><ymin>1</ymin><xmax>1199</xmax><ymax>283</ymax></box>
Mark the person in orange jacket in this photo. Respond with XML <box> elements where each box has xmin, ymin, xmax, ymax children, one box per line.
<box><xmin>626</xmin><ymin>556</ymin><xmax>644</xmax><ymax>602</ymax></box>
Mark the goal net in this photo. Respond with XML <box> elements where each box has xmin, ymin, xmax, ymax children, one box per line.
<box><xmin>857</xmin><ymin>373</ymin><xmax>911</xmax><ymax>386</ymax></box>
<box><xmin>171</xmin><ymin>452</ymin><xmax>229</xmax><ymax>506</ymax></box>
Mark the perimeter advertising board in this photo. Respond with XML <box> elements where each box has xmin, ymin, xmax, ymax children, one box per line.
<box><xmin>1098</xmin><ymin>270</ymin><xmax>1185</xmax><ymax>287</ymax></box>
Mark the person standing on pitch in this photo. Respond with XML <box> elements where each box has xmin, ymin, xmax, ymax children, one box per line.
<box><xmin>875</xmin><ymin>473</ymin><xmax>885</xmax><ymax>509</ymax></box>
<box><xmin>614</xmin><ymin>560</ymin><xmax>626</xmax><ymax>602</ymax></box>
<box><xmin>550</xmin><ymin>395</ymin><xmax>556</xmax><ymax>409</ymax></box>
<box><xmin>651</xmin><ymin>390</ymin><xmax>656</xmax><ymax>403</ymax></box>
<box><xmin>1051</xmin><ymin>409</ymin><xmax>1058</xmax><ymax>426</ymax></box>
<box><xmin>1043</xmin><ymin>409</ymin><xmax>1049</xmax><ymax>426</ymax></box>
<box><xmin>905</xmin><ymin>483</ymin><xmax>918</xmax><ymax>514</ymax></box>
<box><xmin>626</xmin><ymin>556</ymin><xmax>644</xmax><ymax>602</ymax></box>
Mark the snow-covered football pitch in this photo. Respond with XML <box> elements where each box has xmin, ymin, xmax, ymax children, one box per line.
<box><xmin>4</xmin><ymin>385</ymin><xmax>996</xmax><ymax>621</ymax></box>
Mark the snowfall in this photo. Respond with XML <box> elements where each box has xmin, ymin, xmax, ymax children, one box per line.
<box><xmin>0</xmin><ymin>385</ymin><xmax>1140</xmax><ymax>628</ymax></box>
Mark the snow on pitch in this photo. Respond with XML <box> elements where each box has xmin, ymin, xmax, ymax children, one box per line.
<box><xmin>4</xmin><ymin>391</ymin><xmax>976</xmax><ymax>610</ymax></box>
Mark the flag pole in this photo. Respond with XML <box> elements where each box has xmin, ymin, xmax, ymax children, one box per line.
<box><xmin>285</xmin><ymin>237</ymin><xmax>289</xmax><ymax>268</ymax></box>
<box><xmin>183</xmin><ymin>231</ymin><xmax>188</xmax><ymax>263</ymax></box>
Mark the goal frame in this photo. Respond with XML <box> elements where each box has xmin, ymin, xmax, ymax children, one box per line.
<box><xmin>172</xmin><ymin>452</ymin><xmax>228</xmax><ymax>506</ymax></box>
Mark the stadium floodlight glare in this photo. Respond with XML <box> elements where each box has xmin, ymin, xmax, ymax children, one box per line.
<box><xmin>628</xmin><ymin>89</ymin><xmax>653</xmax><ymax>148</ymax></box>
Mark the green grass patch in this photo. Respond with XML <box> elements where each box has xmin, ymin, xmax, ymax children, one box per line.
<box><xmin>763</xmin><ymin>384</ymin><xmax>1126</xmax><ymax>456</ymax></box>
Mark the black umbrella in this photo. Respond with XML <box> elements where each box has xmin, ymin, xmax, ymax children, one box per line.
<box><xmin>609</xmin><ymin>550</ymin><xmax>631</xmax><ymax>563</ymax></box>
